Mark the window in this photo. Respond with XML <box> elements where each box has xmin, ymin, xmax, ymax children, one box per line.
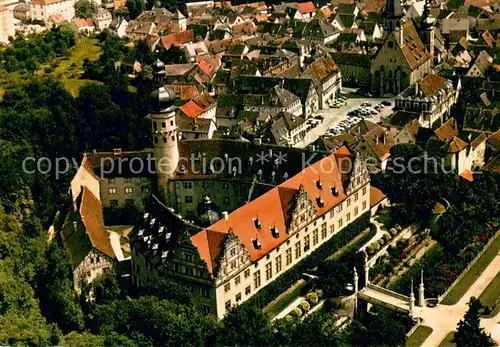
<box><xmin>161</xmin><ymin>121</ymin><xmax>166</xmax><ymax>128</ymax></box>
<box><xmin>330</xmin><ymin>225</ymin><xmax>335</xmax><ymax>234</ymax></box>
<box><xmin>295</xmin><ymin>241</ymin><xmax>301</xmax><ymax>259</ymax></box>
<box><xmin>231</xmin><ymin>261</ymin><xmax>236</xmax><ymax>269</ymax></box>
<box><xmin>202</xmin><ymin>288</ymin><xmax>210</xmax><ymax>298</ymax></box>
<box><xmin>86</xmin><ymin>271</ymin><xmax>91</xmax><ymax>277</ymax></box>
<box><xmin>275</xmin><ymin>255</ymin><xmax>282</xmax><ymax>273</ymax></box>
<box><xmin>244</xmin><ymin>269</ymin><xmax>250</xmax><ymax>278</ymax></box>
<box><xmin>109</xmin><ymin>187</ymin><xmax>117</xmax><ymax>194</ymax></box>
<box><xmin>236</xmin><ymin>293</ymin><xmax>242</xmax><ymax>302</ymax></box>
<box><xmin>313</xmin><ymin>229</ymin><xmax>319</xmax><ymax>245</ymax></box>
<box><xmin>363</xmin><ymin>187</ymin><xmax>367</xmax><ymax>195</ymax></box>
<box><xmin>354</xmin><ymin>207</ymin><xmax>359</xmax><ymax>216</ymax></box>
<box><xmin>224</xmin><ymin>283</ymin><xmax>231</xmax><ymax>292</ymax></box>
<box><xmin>185</xmin><ymin>196</ymin><xmax>193</xmax><ymax>203</ymax></box>
<box><xmin>329</xmin><ymin>210</ymin><xmax>334</xmax><ymax>218</ymax></box>
<box><xmin>225</xmin><ymin>300</ymin><xmax>231</xmax><ymax>310</ymax></box>
<box><xmin>354</xmin><ymin>192</ymin><xmax>359</xmax><ymax>201</ymax></box>
<box><xmin>286</xmin><ymin>248</ymin><xmax>292</xmax><ymax>265</ymax></box>
<box><xmin>235</xmin><ymin>275</ymin><xmax>240</xmax><ymax>285</ymax></box>
<box><xmin>304</xmin><ymin>235</ymin><xmax>310</xmax><ymax>252</ymax></box>
<box><xmin>184</xmin><ymin>253</ymin><xmax>193</xmax><ymax>262</ymax></box>
<box><xmin>336</xmin><ymin>204</ymin><xmax>342</xmax><ymax>213</ymax></box>
<box><xmin>125</xmin><ymin>187</ymin><xmax>133</xmax><ymax>194</ymax></box>
<box><xmin>338</xmin><ymin>218</ymin><xmax>343</xmax><ymax>228</ymax></box>
<box><xmin>346</xmin><ymin>198</ymin><xmax>350</xmax><ymax>207</ymax></box>
<box><xmin>183</xmin><ymin>182</ymin><xmax>193</xmax><ymax>189</ymax></box>
<box><xmin>230</xmin><ymin>248</ymin><xmax>236</xmax><ymax>256</ymax></box>
<box><xmin>265</xmin><ymin>262</ymin><xmax>272</xmax><ymax>280</ymax></box>
<box><xmin>170</xmin><ymin>120</ymin><xmax>174</xmax><ymax>126</ymax></box>
<box><xmin>363</xmin><ymin>201</ymin><xmax>367</xmax><ymax>210</ymax></box>
<box><xmin>346</xmin><ymin>213</ymin><xmax>351</xmax><ymax>222</ymax></box>
<box><xmin>245</xmin><ymin>286</ymin><xmax>251</xmax><ymax>295</ymax></box>
<box><xmin>185</xmin><ymin>266</ymin><xmax>194</xmax><ymax>276</ymax></box>
<box><xmin>110</xmin><ymin>200</ymin><xmax>118</xmax><ymax>207</ymax></box>
<box><xmin>300</xmin><ymin>214</ymin><xmax>305</xmax><ymax>222</ymax></box>
<box><xmin>254</xmin><ymin>270</ymin><xmax>261</xmax><ymax>288</ymax></box>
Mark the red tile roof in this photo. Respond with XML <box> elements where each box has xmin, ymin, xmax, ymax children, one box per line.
<box><xmin>459</xmin><ymin>170</ymin><xmax>474</xmax><ymax>182</ymax></box>
<box><xmin>80</xmin><ymin>187</ymin><xmax>115</xmax><ymax>259</ymax></box>
<box><xmin>418</xmin><ymin>74</ymin><xmax>448</xmax><ymax>97</ymax></box>
<box><xmin>400</xmin><ymin>21</ymin><xmax>432</xmax><ymax>70</ymax></box>
<box><xmin>114</xmin><ymin>0</ymin><xmax>126</xmax><ymax>9</ymax></box>
<box><xmin>192</xmin><ymin>148</ymin><xmax>352</xmax><ymax>269</ymax></box>
<box><xmin>168</xmin><ymin>84</ymin><xmax>201</xmax><ymax>100</ymax></box>
<box><xmin>370</xmin><ymin>186</ymin><xmax>386</xmax><ymax>207</ymax></box>
<box><xmin>297</xmin><ymin>1</ymin><xmax>316</xmax><ymax>13</ymax></box>
<box><xmin>161</xmin><ymin>30</ymin><xmax>194</xmax><ymax>49</ymax></box>
<box><xmin>179</xmin><ymin>100</ymin><xmax>204</xmax><ymax>118</ymax></box>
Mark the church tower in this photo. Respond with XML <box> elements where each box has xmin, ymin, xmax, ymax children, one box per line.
<box><xmin>420</xmin><ymin>0</ymin><xmax>436</xmax><ymax>63</ymax></box>
<box><xmin>383</xmin><ymin>0</ymin><xmax>403</xmax><ymax>36</ymax></box>
<box><xmin>149</xmin><ymin>59</ymin><xmax>179</xmax><ymax>191</ymax></box>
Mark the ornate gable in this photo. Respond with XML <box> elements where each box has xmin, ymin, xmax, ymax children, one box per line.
<box><xmin>214</xmin><ymin>229</ymin><xmax>251</xmax><ymax>283</ymax></box>
<box><xmin>287</xmin><ymin>185</ymin><xmax>318</xmax><ymax>234</ymax></box>
<box><xmin>345</xmin><ymin>153</ymin><xmax>370</xmax><ymax>195</ymax></box>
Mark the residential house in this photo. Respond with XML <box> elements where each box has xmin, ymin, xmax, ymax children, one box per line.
<box><xmin>332</xmin><ymin>13</ymin><xmax>357</xmax><ymax>31</ymax></box>
<box><xmin>0</xmin><ymin>5</ymin><xmax>14</xmax><ymax>44</ymax></box>
<box><xmin>358</xmin><ymin>21</ymin><xmax>382</xmax><ymax>41</ymax></box>
<box><xmin>125</xmin><ymin>20</ymin><xmax>156</xmax><ymax>40</ymax></box>
<box><xmin>109</xmin><ymin>17</ymin><xmax>128</xmax><ymax>38</ymax></box>
<box><xmin>302</xmin><ymin>19</ymin><xmax>339</xmax><ymax>45</ymax></box>
<box><xmin>30</xmin><ymin>0</ymin><xmax>75</xmax><ymax>23</ymax></box>
<box><xmin>184</xmin><ymin>41</ymin><xmax>209</xmax><ymax>62</ymax></box>
<box><xmin>92</xmin><ymin>7</ymin><xmax>112</xmax><ymax>31</ymax></box>
<box><xmin>332</xmin><ymin>52</ymin><xmax>372</xmax><ymax>87</ymax></box>
<box><xmin>395</xmin><ymin>74</ymin><xmax>459</xmax><ymax>128</ymax></box>
<box><xmin>301</xmin><ymin>55</ymin><xmax>342</xmax><ymax>109</ymax></box>
<box><xmin>466</xmin><ymin>50</ymin><xmax>493</xmax><ymax>77</ymax></box>
<box><xmin>394</xmin><ymin>119</ymin><xmax>421</xmax><ymax>144</ymax></box>
<box><xmin>270</xmin><ymin>112</ymin><xmax>307</xmax><ymax>146</ymax></box>
<box><xmin>72</xmin><ymin>18</ymin><xmax>94</xmax><ymax>33</ymax></box>
<box><xmin>179</xmin><ymin>92</ymin><xmax>217</xmax><ymax>122</ymax></box>
<box><xmin>243</xmin><ymin>85</ymin><xmax>302</xmax><ymax>116</ymax></box>
<box><xmin>13</xmin><ymin>3</ymin><xmax>30</xmax><ymax>23</ymax></box>
<box><xmin>354</xmin><ymin>125</ymin><xmax>395</xmax><ymax>171</ymax></box>
<box><xmin>161</xmin><ymin>30</ymin><xmax>195</xmax><ymax>49</ymax></box>
<box><xmin>296</xmin><ymin>2</ymin><xmax>316</xmax><ymax>20</ymax></box>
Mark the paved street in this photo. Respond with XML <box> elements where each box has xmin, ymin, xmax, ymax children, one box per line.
<box><xmin>295</xmin><ymin>93</ymin><xmax>395</xmax><ymax>148</ymax></box>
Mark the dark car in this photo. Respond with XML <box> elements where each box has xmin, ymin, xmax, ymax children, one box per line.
<box><xmin>382</xmin><ymin>101</ymin><xmax>392</xmax><ymax>106</ymax></box>
<box><xmin>314</xmin><ymin>115</ymin><xmax>324</xmax><ymax>121</ymax></box>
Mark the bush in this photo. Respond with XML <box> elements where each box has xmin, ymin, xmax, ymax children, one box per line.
<box><xmin>243</xmin><ymin>213</ymin><xmax>370</xmax><ymax>309</ymax></box>
<box><xmin>390</xmin><ymin>228</ymin><xmax>398</xmax><ymax>236</ymax></box>
<box><xmin>285</xmin><ymin>315</ymin><xmax>294</xmax><ymax>322</ymax></box>
<box><xmin>291</xmin><ymin>307</ymin><xmax>302</xmax><ymax>317</ymax></box>
<box><xmin>383</xmin><ymin>232</ymin><xmax>392</xmax><ymax>241</ymax></box>
<box><xmin>378</xmin><ymin>239</ymin><xmax>385</xmax><ymax>246</ymax></box>
<box><xmin>396</xmin><ymin>224</ymin><xmax>402</xmax><ymax>231</ymax></box>
<box><xmin>315</xmin><ymin>289</ymin><xmax>323</xmax><ymax>299</ymax></box>
<box><xmin>306</xmin><ymin>292</ymin><xmax>319</xmax><ymax>305</ymax></box>
<box><xmin>300</xmin><ymin>301</ymin><xmax>310</xmax><ymax>312</ymax></box>
<box><xmin>372</xmin><ymin>242</ymin><xmax>381</xmax><ymax>251</ymax></box>
<box><xmin>367</xmin><ymin>245</ymin><xmax>375</xmax><ymax>255</ymax></box>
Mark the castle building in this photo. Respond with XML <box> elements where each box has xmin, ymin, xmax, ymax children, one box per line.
<box><xmin>127</xmin><ymin>59</ymin><xmax>372</xmax><ymax>319</ymax></box>
<box><xmin>370</xmin><ymin>0</ymin><xmax>432</xmax><ymax>96</ymax></box>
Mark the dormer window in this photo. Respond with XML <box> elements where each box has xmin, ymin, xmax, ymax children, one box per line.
<box><xmin>253</xmin><ymin>218</ymin><xmax>262</xmax><ymax>230</ymax></box>
<box><xmin>143</xmin><ymin>213</ymin><xmax>149</xmax><ymax>220</ymax></box>
<box><xmin>150</xmin><ymin>218</ymin><xmax>156</xmax><ymax>226</ymax></box>
<box><xmin>158</xmin><ymin>226</ymin><xmax>165</xmax><ymax>234</ymax></box>
<box><xmin>316</xmin><ymin>179</ymin><xmax>322</xmax><ymax>190</ymax></box>
<box><xmin>162</xmin><ymin>250</ymin><xmax>169</xmax><ymax>259</ymax></box>
<box><xmin>316</xmin><ymin>197</ymin><xmax>324</xmax><ymax>208</ymax></box>
<box><xmin>165</xmin><ymin>232</ymin><xmax>172</xmax><ymax>241</ymax></box>
<box><xmin>270</xmin><ymin>226</ymin><xmax>279</xmax><ymax>238</ymax></box>
<box><xmin>331</xmin><ymin>186</ymin><xmax>339</xmax><ymax>196</ymax></box>
<box><xmin>252</xmin><ymin>239</ymin><xmax>262</xmax><ymax>250</ymax></box>
<box><xmin>138</xmin><ymin>229</ymin><xmax>145</xmax><ymax>236</ymax></box>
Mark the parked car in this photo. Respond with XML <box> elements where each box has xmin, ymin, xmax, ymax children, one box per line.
<box><xmin>314</xmin><ymin>115</ymin><xmax>324</xmax><ymax>121</ymax></box>
<box><xmin>382</xmin><ymin>100</ymin><xmax>392</xmax><ymax>106</ymax></box>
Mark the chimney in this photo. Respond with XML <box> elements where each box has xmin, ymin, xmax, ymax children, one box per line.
<box><xmin>222</xmin><ymin>211</ymin><xmax>229</xmax><ymax>221</ymax></box>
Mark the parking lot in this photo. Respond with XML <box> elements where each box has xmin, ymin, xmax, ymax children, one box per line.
<box><xmin>294</xmin><ymin>93</ymin><xmax>395</xmax><ymax>148</ymax></box>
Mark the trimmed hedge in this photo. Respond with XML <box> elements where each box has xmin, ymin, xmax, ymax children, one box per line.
<box><xmin>300</xmin><ymin>301</ymin><xmax>310</xmax><ymax>312</ymax></box>
<box><xmin>307</xmin><ymin>292</ymin><xmax>319</xmax><ymax>305</ymax></box>
<box><xmin>244</xmin><ymin>212</ymin><xmax>370</xmax><ymax>310</ymax></box>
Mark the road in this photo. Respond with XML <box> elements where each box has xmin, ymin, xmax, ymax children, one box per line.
<box><xmin>295</xmin><ymin>93</ymin><xmax>395</xmax><ymax>148</ymax></box>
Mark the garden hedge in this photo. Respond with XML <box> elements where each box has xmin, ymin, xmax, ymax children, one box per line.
<box><xmin>244</xmin><ymin>212</ymin><xmax>370</xmax><ymax>310</ymax></box>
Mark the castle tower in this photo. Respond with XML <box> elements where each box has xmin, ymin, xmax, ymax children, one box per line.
<box><xmin>172</xmin><ymin>9</ymin><xmax>187</xmax><ymax>32</ymax></box>
<box><xmin>383</xmin><ymin>0</ymin><xmax>403</xmax><ymax>36</ymax></box>
<box><xmin>409</xmin><ymin>279</ymin><xmax>415</xmax><ymax>318</ymax></box>
<box><xmin>149</xmin><ymin>58</ymin><xmax>179</xmax><ymax>191</ymax></box>
<box><xmin>418</xmin><ymin>270</ymin><xmax>425</xmax><ymax>307</ymax></box>
<box><xmin>419</xmin><ymin>0</ymin><xmax>436</xmax><ymax>62</ymax></box>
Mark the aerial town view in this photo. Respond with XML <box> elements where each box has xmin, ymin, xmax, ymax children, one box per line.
<box><xmin>0</xmin><ymin>0</ymin><xmax>499</xmax><ymax>345</ymax></box>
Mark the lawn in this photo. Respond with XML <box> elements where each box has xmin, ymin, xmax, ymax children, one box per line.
<box><xmin>441</xmin><ymin>234</ymin><xmax>500</xmax><ymax>305</ymax></box>
<box><xmin>479</xmin><ymin>271</ymin><xmax>500</xmax><ymax>317</ymax></box>
<box><xmin>438</xmin><ymin>331</ymin><xmax>455</xmax><ymax>347</ymax></box>
<box><xmin>40</xmin><ymin>36</ymin><xmax>102</xmax><ymax>96</ymax></box>
<box><xmin>406</xmin><ymin>325</ymin><xmax>433</xmax><ymax>347</ymax></box>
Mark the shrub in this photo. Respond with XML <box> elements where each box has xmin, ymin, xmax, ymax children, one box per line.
<box><xmin>315</xmin><ymin>289</ymin><xmax>323</xmax><ymax>299</ymax></box>
<box><xmin>300</xmin><ymin>301</ymin><xmax>310</xmax><ymax>312</ymax></box>
<box><xmin>292</xmin><ymin>307</ymin><xmax>302</xmax><ymax>317</ymax></box>
<box><xmin>367</xmin><ymin>245</ymin><xmax>375</xmax><ymax>255</ymax></box>
<box><xmin>389</xmin><ymin>228</ymin><xmax>398</xmax><ymax>236</ymax></box>
<box><xmin>285</xmin><ymin>315</ymin><xmax>294</xmax><ymax>322</ymax></box>
<box><xmin>372</xmin><ymin>242</ymin><xmax>381</xmax><ymax>251</ymax></box>
<box><xmin>378</xmin><ymin>239</ymin><xmax>385</xmax><ymax>246</ymax></box>
<box><xmin>383</xmin><ymin>232</ymin><xmax>392</xmax><ymax>241</ymax></box>
<box><xmin>396</xmin><ymin>224</ymin><xmax>402</xmax><ymax>231</ymax></box>
<box><xmin>306</xmin><ymin>292</ymin><xmax>319</xmax><ymax>305</ymax></box>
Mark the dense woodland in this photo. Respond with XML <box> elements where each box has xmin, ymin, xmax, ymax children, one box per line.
<box><xmin>0</xmin><ymin>25</ymin><xmax>499</xmax><ymax>345</ymax></box>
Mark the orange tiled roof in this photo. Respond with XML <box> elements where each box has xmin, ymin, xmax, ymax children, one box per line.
<box><xmin>400</xmin><ymin>21</ymin><xmax>432</xmax><ymax>70</ymax></box>
<box><xmin>49</xmin><ymin>13</ymin><xmax>65</xmax><ymax>24</ymax></box>
<box><xmin>307</xmin><ymin>55</ymin><xmax>340</xmax><ymax>82</ymax></box>
<box><xmin>179</xmin><ymin>100</ymin><xmax>204</xmax><ymax>118</ymax></box>
<box><xmin>297</xmin><ymin>1</ymin><xmax>316</xmax><ymax>13</ymax></box>
<box><xmin>459</xmin><ymin>170</ymin><xmax>474</xmax><ymax>182</ymax></box>
<box><xmin>370</xmin><ymin>186</ymin><xmax>386</xmax><ymax>207</ymax></box>
<box><xmin>114</xmin><ymin>0</ymin><xmax>126</xmax><ymax>9</ymax></box>
<box><xmin>168</xmin><ymin>84</ymin><xmax>201</xmax><ymax>100</ymax></box>
<box><xmin>192</xmin><ymin>148</ymin><xmax>352</xmax><ymax>269</ymax></box>
<box><xmin>80</xmin><ymin>187</ymin><xmax>115</xmax><ymax>259</ymax></box>
<box><xmin>418</xmin><ymin>74</ymin><xmax>448</xmax><ymax>97</ymax></box>
<box><xmin>161</xmin><ymin>30</ymin><xmax>194</xmax><ymax>49</ymax></box>
<box><xmin>72</xmin><ymin>17</ymin><xmax>93</xmax><ymax>28</ymax></box>
<box><xmin>448</xmin><ymin>137</ymin><xmax>468</xmax><ymax>153</ymax></box>
<box><xmin>435</xmin><ymin>118</ymin><xmax>459</xmax><ymax>142</ymax></box>
<box><xmin>482</xmin><ymin>30</ymin><xmax>494</xmax><ymax>47</ymax></box>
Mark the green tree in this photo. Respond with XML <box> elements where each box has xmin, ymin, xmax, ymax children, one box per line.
<box><xmin>454</xmin><ymin>297</ymin><xmax>496</xmax><ymax>347</ymax></box>
<box><xmin>220</xmin><ymin>305</ymin><xmax>273</xmax><ymax>346</ymax></box>
<box><xmin>125</xmin><ymin>0</ymin><xmax>144</xmax><ymax>19</ymax></box>
<box><xmin>74</xmin><ymin>0</ymin><xmax>97</xmax><ymax>18</ymax></box>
